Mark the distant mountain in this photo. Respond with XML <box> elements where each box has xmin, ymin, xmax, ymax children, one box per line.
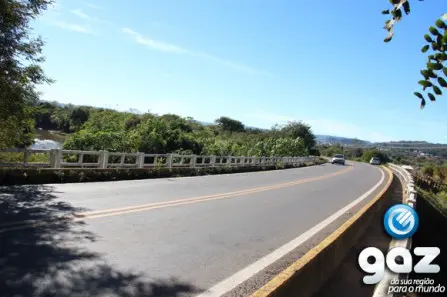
<box><xmin>374</xmin><ymin>141</ymin><xmax>447</xmax><ymax>148</ymax></box>
<box><xmin>198</xmin><ymin>121</ymin><xmax>213</xmax><ymax>126</ymax></box>
<box><xmin>315</xmin><ymin>135</ymin><xmax>372</xmax><ymax>146</ymax></box>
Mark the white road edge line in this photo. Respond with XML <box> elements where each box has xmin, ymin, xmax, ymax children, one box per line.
<box><xmin>194</xmin><ymin>166</ymin><xmax>385</xmax><ymax>297</ymax></box>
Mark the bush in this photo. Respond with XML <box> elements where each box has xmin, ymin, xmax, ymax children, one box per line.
<box><xmin>417</xmin><ymin>187</ymin><xmax>447</xmax><ymax>213</ymax></box>
<box><xmin>0</xmin><ymin>152</ymin><xmax>50</xmax><ymax>164</ymax></box>
<box><xmin>422</xmin><ymin>164</ymin><xmax>435</xmax><ymax>177</ymax></box>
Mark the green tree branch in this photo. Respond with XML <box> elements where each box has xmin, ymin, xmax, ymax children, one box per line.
<box><xmin>382</xmin><ymin>0</ymin><xmax>446</xmax><ymax>108</ymax></box>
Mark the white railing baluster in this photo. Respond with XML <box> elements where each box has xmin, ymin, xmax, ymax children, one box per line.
<box><xmin>0</xmin><ymin>148</ymin><xmax>321</xmax><ymax>169</ymax></box>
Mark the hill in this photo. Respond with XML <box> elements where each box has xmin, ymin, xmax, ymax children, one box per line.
<box><xmin>315</xmin><ymin>135</ymin><xmax>372</xmax><ymax>146</ymax></box>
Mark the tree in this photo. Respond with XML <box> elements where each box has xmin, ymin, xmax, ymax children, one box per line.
<box><xmin>215</xmin><ymin>116</ymin><xmax>245</xmax><ymax>133</ymax></box>
<box><xmin>69</xmin><ymin>107</ymin><xmax>90</xmax><ymax>131</ymax></box>
<box><xmin>382</xmin><ymin>1</ymin><xmax>446</xmax><ymax>108</ymax></box>
<box><xmin>422</xmin><ymin>164</ymin><xmax>435</xmax><ymax>177</ymax></box>
<box><xmin>279</xmin><ymin>121</ymin><xmax>316</xmax><ymax>152</ymax></box>
<box><xmin>0</xmin><ymin>0</ymin><xmax>54</xmax><ymax>148</ymax></box>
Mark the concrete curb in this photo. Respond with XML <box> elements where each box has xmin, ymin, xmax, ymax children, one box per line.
<box><xmin>250</xmin><ymin>166</ymin><xmax>394</xmax><ymax>297</ymax></box>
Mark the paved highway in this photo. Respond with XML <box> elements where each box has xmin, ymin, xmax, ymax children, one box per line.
<box><xmin>0</xmin><ymin>162</ymin><xmax>388</xmax><ymax>297</ymax></box>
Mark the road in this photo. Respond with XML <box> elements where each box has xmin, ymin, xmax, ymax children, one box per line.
<box><xmin>0</xmin><ymin>162</ymin><xmax>388</xmax><ymax>297</ymax></box>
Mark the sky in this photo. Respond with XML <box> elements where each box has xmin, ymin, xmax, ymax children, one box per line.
<box><xmin>33</xmin><ymin>0</ymin><xmax>447</xmax><ymax>143</ymax></box>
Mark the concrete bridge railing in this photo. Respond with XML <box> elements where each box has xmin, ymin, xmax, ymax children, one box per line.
<box><xmin>372</xmin><ymin>163</ymin><xmax>417</xmax><ymax>297</ymax></box>
<box><xmin>0</xmin><ymin>148</ymin><xmax>318</xmax><ymax>169</ymax></box>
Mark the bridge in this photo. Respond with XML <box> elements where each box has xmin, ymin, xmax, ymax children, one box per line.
<box><xmin>0</xmin><ymin>149</ymin><xmax>416</xmax><ymax>297</ymax></box>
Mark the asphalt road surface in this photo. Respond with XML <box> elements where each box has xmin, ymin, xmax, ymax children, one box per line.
<box><xmin>0</xmin><ymin>162</ymin><xmax>387</xmax><ymax>297</ymax></box>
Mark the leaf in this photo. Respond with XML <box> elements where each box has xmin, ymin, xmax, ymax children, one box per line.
<box><xmin>443</xmin><ymin>68</ymin><xmax>447</xmax><ymax>77</ymax></box>
<box><xmin>421</xmin><ymin>70</ymin><xmax>430</xmax><ymax>80</ymax></box>
<box><xmin>433</xmin><ymin>85</ymin><xmax>443</xmax><ymax>95</ymax></box>
<box><xmin>414</xmin><ymin>92</ymin><xmax>424</xmax><ymax>99</ymax></box>
<box><xmin>427</xmin><ymin>63</ymin><xmax>443</xmax><ymax>70</ymax></box>
<box><xmin>428</xmin><ymin>93</ymin><xmax>436</xmax><ymax>102</ymax></box>
<box><xmin>435</xmin><ymin>53</ymin><xmax>447</xmax><ymax>61</ymax></box>
<box><xmin>384</xmin><ymin>31</ymin><xmax>393</xmax><ymax>42</ymax></box>
<box><xmin>437</xmin><ymin>35</ymin><xmax>443</xmax><ymax>47</ymax></box>
<box><xmin>425</xmin><ymin>34</ymin><xmax>433</xmax><ymax>42</ymax></box>
<box><xmin>392</xmin><ymin>8</ymin><xmax>402</xmax><ymax>19</ymax></box>
<box><xmin>432</xmin><ymin>42</ymin><xmax>438</xmax><ymax>51</ymax></box>
<box><xmin>403</xmin><ymin>1</ymin><xmax>410</xmax><ymax>14</ymax></box>
<box><xmin>420</xmin><ymin>98</ymin><xmax>426</xmax><ymax>109</ymax></box>
<box><xmin>381</xmin><ymin>10</ymin><xmax>390</xmax><ymax>15</ymax></box>
<box><xmin>419</xmin><ymin>80</ymin><xmax>433</xmax><ymax>89</ymax></box>
<box><xmin>436</xmin><ymin>19</ymin><xmax>446</xmax><ymax>29</ymax></box>
<box><xmin>429</xmin><ymin>26</ymin><xmax>440</xmax><ymax>36</ymax></box>
<box><xmin>421</xmin><ymin>45</ymin><xmax>430</xmax><ymax>53</ymax></box>
<box><xmin>438</xmin><ymin>77</ymin><xmax>447</xmax><ymax>88</ymax></box>
<box><xmin>428</xmin><ymin>70</ymin><xmax>438</xmax><ymax>78</ymax></box>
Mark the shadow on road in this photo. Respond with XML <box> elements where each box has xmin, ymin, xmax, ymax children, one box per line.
<box><xmin>0</xmin><ymin>185</ymin><xmax>202</xmax><ymax>297</ymax></box>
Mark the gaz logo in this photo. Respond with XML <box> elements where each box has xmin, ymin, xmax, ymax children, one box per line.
<box><xmin>358</xmin><ymin>247</ymin><xmax>440</xmax><ymax>284</ymax></box>
<box><xmin>384</xmin><ymin>204</ymin><xmax>419</xmax><ymax>240</ymax></box>
<box><xmin>358</xmin><ymin>204</ymin><xmax>440</xmax><ymax>285</ymax></box>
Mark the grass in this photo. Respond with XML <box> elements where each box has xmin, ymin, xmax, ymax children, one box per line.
<box><xmin>0</xmin><ymin>152</ymin><xmax>50</xmax><ymax>164</ymax></box>
<box><xmin>416</xmin><ymin>187</ymin><xmax>447</xmax><ymax>215</ymax></box>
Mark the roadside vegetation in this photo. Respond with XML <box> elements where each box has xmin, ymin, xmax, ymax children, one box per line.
<box><xmin>1</xmin><ymin>100</ymin><xmax>322</xmax><ymax>168</ymax></box>
<box><xmin>0</xmin><ymin>0</ymin><xmax>54</xmax><ymax>149</ymax></box>
<box><xmin>413</xmin><ymin>163</ymin><xmax>447</xmax><ymax>212</ymax></box>
<box><xmin>414</xmin><ymin>171</ymin><xmax>447</xmax><ymax>213</ymax></box>
<box><xmin>29</xmin><ymin>101</ymin><xmax>319</xmax><ymax>157</ymax></box>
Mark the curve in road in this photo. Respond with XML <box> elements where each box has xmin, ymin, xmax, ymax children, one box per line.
<box><xmin>0</xmin><ymin>161</ymin><xmax>389</xmax><ymax>297</ymax></box>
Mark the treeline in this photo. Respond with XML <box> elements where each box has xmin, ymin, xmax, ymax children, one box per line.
<box><xmin>32</xmin><ymin>101</ymin><xmax>318</xmax><ymax>157</ymax></box>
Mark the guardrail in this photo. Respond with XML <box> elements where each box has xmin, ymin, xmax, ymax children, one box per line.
<box><xmin>372</xmin><ymin>163</ymin><xmax>417</xmax><ymax>297</ymax></box>
<box><xmin>0</xmin><ymin>148</ymin><xmax>318</xmax><ymax>169</ymax></box>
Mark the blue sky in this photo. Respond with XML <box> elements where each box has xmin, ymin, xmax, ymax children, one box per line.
<box><xmin>34</xmin><ymin>0</ymin><xmax>447</xmax><ymax>143</ymax></box>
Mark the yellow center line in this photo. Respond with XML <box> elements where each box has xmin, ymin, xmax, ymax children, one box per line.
<box><xmin>78</xmin><ymin>165</ymin><xmax>354</xmax><ymax>217</ymax></box>
<box><xmin>0</xmin><ymin>166</ymin><xmax>354</xmax><ymax>233</ymax></box>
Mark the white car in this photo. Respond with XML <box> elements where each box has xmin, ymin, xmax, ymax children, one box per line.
<box><xmin>331</xmin><ymin>154</ymin><xmax>345</xmax><ymax>165</ymax></box>
<box><xmin>370</xmin><ymin>157</ymin><xmax>381</xmax><ymax>165</ymax></box>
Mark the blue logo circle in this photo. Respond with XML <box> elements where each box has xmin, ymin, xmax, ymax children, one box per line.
<box><xmin>383</xmin><ymin>204</ymin><xmax>419</xmax><ymax>239</ymax></box>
